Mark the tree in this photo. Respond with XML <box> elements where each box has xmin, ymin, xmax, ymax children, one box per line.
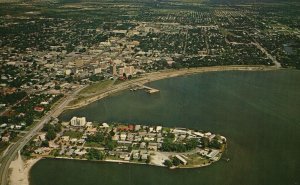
<box><xmin>86</xmin><ymin>132</ymin><xmax>104</xmax><ymax>143</ymax></box>
<box><xmin>89</xmin><ymin>75</ymin><xmax>104</xmax><ymax>82</ymax></box>
<box><xmin>41</xmin><ymin>140</ymin><xmax>49</xmax><ymax>147</ymax></box>
<box><xmin>166</xmin><ymin>132</ymin><xmax>175</xmax><ymax>139</ymax></box>
<box><xmin>128</xmin><ymin>145</ymin><xmax>132</xmax><ymax>152</ymax></box>
<box><xmin>0</xmin><ymin>91</ymin><xmax>27</xmax><ymax>104</ymax></box>
<box><xmin>163</xmin><ymin>160</ymin><xmax>173</xmax><ymax>168</ymax></box>
<box><xmin>46</xmin><ymin>129</ymin><xmax>56</xmax><ymax>140</ymax></box>
<box><xmin>201</xmin><ymin>137</ymin><xmax>209</xmax><ymax>148</ymax></box>
<box><xmin>210</xmin><ymin>139</ymin><xmax>222</xmax><ymax>149</ymax></box>
<box><xmin>109</xmin><ymin>129</ymin><xmax>115</xmax><ymax>136</ymax></box>
<box><xmin>54</xmin><ymin>123</ymin><xmax>62</xmax><ymax>132</ymax></box>
<box><xmin>171</xmin><ymin>62</ymin><xmax>182</xmax><ymax>70</ymax></box>
<box><xmin>87</xmin><ymin>148</ymin><xmax>105</xmax><ymax>160</ymax></box>
<box><xmin>10</xmin><ymin>131</ymin><xmax>18</xmax><ymax>139</ymax></box>
<box><xmin>54</xmin><ymin>85</ymin><xmax>61</xmax><ymax>90</ymax></box>
<box><xmin>172</xmin><ymin>157</ymin><xmax>180</xmax><ymax>166</ymax></box>
<box><xmin>186</xmin><ymin>138</ymin><xmax>198</xmax><ymax>150</ymax></box>
<box><xmin>145</xmin><ymin>127</ymin><xmax>150</xmax><ymax>133</ymax></box>
<box><xmin>54</xmin><ymin>150</ymin><xmax>59</xmax><ymax>157</ymax></box>
<box><xmin>105</xmin><ymin>140</ymin><xmax>117</xmax><ymax>151</ymax></box>
<box><xmin>42</xmin><ymin>123</ymin><xmax>53</xmax><ymax>132</ymax></box>
<box><xmin>145</xmin><ymin>156</ymin><xmax>151</xmax><ymax>164</ymax></box>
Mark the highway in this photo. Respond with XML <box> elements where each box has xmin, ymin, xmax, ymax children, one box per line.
<box><xmin>0</xmin><ymin>85</ymin><xmax>86</xmax><ymax>185</ymax></box>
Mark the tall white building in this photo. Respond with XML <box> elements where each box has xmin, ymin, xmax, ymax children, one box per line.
<box><xmin>70</xmin><ymin>117</ymin><xmax>86</xmax><ymax>127</ymax></box>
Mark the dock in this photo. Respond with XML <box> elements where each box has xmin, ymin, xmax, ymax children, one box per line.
<box><xmin>130</xmin><ymin>84</ymin><xmax>160</xmax><ymax>94</ymax></box>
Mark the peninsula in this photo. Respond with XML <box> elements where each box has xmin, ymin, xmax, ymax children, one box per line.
<box><xmin>1</xmin><ymin>1</ymin><xmax>298</xmax><ymax>185</ymax></box>
<box><xmin>22</xmin><ymin>117</ymin><xmax>227</xmax><ymax>169</ymax></box>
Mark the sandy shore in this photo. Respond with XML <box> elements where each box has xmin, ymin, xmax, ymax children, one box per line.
<box><xmin>66</xmin><ymin>65</ymin><xmax>277</xmax><ymax>110</ymax></box>
<box><xmin>8</xmin><ymin>153</ymin><xmax>41</xmax><ymax>185</ymax></box>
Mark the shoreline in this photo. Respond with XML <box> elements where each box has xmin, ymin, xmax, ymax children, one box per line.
<box><xmin>8</xmin><ymin>153</ymin><xmax>41</xmax><ymax>185</ymax></box>
<box><xmin>9</xmin><ymin>150</ymin><xmax>219</xmax><ymax>185</ymax></box>
<box><xmin>64</xmin><ymin>65</ymin><xmax>278</xmax><ymax>111</ymax></box>
<box><xmin>25</xmin><ymin>155</ymin><xmax>217</xmax><ymax>171</ymax></box>
<box><xmin>11</xmin><ymin>65</ymin><xmax>278</xmax><ymax>185</ymax></box>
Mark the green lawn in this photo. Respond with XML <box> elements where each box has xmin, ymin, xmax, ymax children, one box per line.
<box><xmin>68</xmin><ymin>80</ymin><xmax>115</xmax><ymax>106</ymax></box>
<box><xmin>184</xmin><ymin>153</ymin><xmax>210</xmax><ymax>167</ymax></box>
<box><xmin>63</xmin><ymin>131</ymin><xmax>83</xmax><ymax>139</ymax></box>
<box><xmin>67</xmin><ymin>96</ymin><xmax>86</xmax><ymax>106</ymax></box>
<box><xmin>79</xmin><ymin>80</ymin><xmax>114</xmax><ymax>95</ymax></box>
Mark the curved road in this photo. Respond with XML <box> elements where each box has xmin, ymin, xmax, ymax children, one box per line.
<box><xmin>0</xmin><ymin>85</ymin><xmax>86</xmax><ymax>185</ymax></box>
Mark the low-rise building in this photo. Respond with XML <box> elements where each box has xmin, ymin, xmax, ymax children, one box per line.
<box><xmin>175</xmin><ymin>155</ymin><xmax>187</xmax><ymax>165</ymax></box>
<box><xmin>148</xmin><ymin>142</ymin><xmax>158</xmax><ymax>151</ymax></box>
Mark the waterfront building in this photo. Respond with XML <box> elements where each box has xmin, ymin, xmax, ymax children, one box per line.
<box><xmin>135</xmin><ymin>125</ymin><xmax>141</xmax><ymax>131</ymax></box>
<box><xmin>70</xmin><ymin>117</ymin><xmax>86</xmax><ymax>127</ymax></box>
<box><xmin>156</xmin><ymin>126</ymin><xmax>162</xmax><ymax>132</ymax></box>
<box><xmin>175</xmin><ymin>155</ymin><xmax>187</xmax><ymax>165</ymax></box>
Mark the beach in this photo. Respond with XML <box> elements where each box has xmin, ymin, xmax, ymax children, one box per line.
<box><xmin>8</xmin><ymin>152</ymin><xmax>41</xmax><ymax>185</ymax></box>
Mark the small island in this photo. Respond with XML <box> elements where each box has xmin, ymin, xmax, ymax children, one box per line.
<box><xmin>22</xmin><ymin>117</ymin><xmax>227</xmax><ymax>169</ymax></box>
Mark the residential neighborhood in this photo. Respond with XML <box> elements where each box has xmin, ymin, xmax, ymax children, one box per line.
<box><xmin>1</xmin><ymin>2</ymin><xmax>299</xmax><ymax>152</ymax></box>
<box><xmin>23</xmin><ymin>117</ymin><xmax>227</xmax><ymax>168</ymax></box>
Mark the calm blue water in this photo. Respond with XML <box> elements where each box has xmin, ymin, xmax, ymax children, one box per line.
<box><xmin>31</xmin><ymin>70</ymin><xmax>300</xmax><ymax>185</ymax></box>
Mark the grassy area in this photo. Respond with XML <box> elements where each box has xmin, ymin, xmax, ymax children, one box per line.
<box><xmin>63</xmin><ymin>131</ymin><xmax>83</xmax><ymax>139</ymax></box>
<box><xmin>68</xmin><ymin>80</ymin><xmax>116</xmax><ymax>106</ymax></box>
<box><xmin>84</xmin><ymin>142</ymin><xmax>104</xmax><ymax>148</ymax></box>
<box><xmin>79</xmin><ymin>80</ymin><xmax>114</xmax><ymax>95</ymax></box>
<box><xmin>68</xmin><ymin>76</ymin><xmax>144</xmax><ymax>107</ymax></box>
<box><xmin>184</xmin><ymin>153</ymin><xmax>210</xmax><ymax>167</ymax></box>
<box><xmin>68</xmin><ymin>96</ymin><xmax>86</xmax><ymax>106</ymax></box>
<box><xmin>112</xmin><ymin>79</ymin><xmax>125</xmax><ymax>86</ymax></box>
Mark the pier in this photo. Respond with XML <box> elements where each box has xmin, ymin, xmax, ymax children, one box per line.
<box><xmin>130</xmin><ymin>84</ymin><xmax>160</xmax><ymax>94</ymax></box>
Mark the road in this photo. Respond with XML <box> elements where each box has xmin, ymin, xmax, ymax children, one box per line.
<box><xmin>0</xmin><ymin>85</ymin><xmax>86</xmax><ymax>185</ymax></box>
<box><xmin>251</xmin><ymin>41</ymin><xmax>282</xmax><ymax>68</ymax></box>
